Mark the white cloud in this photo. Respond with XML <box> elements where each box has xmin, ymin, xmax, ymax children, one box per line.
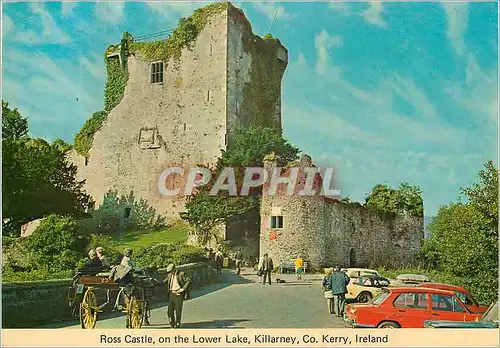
<box><xmin>2</xmin><ymin>48</ymin><xmax>104</xmax><ymax>139</ymax></box>
<box><xmin>285</xmin><ymin>104</ymin><xmax>391</xmax><ymax>147</ymax></box>
<box><xmin>145</xmin><ymin>2</ymin><xmax>205</xmax><ymax>20</ymax></box>
<box><xmin>253</xmin><ymin>2</ymin><xmax>295</xmax><ymax>24</ymax></box>
<box><xmin>329</xmin><ymin>1</ymin><xmax>387</xmax><ymax>29</ymax></box>
<box><xmin>79</xmin><ymin>52</ymin><xmax>107</xmax><ymax>80</ymax></box>
<box><xmin>442</xmin><ymin>3</ymin><xmax>468</xmax><ymax>56</ymax></box>
<box><xmin>327</xmin><ymin>2</ymin><xmax>351</xmax><ymax>14</ymax></box>
<box><xmin>383</xmin><ymin>74</ymin><xmax>438</xmax><ymax>121</ymax></box>
<box><xmin>2</xmin><ymin>14</ymin><xmax>14</xmax><ymax>37</ymax></box>
<box><xmin>314</xmin><ymin>30</ymin><xmax>343</xmax><ymax>76</ymax></box>
<box><xmin>14</xmin><ymin>3</ymin><xmax>70</xmax><ymax>44</ymax></box>
<box><xmin>61</xmin><ymin>2</ymin><xmax>77</xmax><ymax>16</ymax></box>
<box><xmin>94</xmin><ymin>2</ymin><xmax>125</xmax><ymax>24</ymax></box>
<box><xmin>362</xmin><ymin>2</ymin><xmax>387</xmax><ymax>29</ymax></box>
<box><xmin>444</xmin><ymin>55</ymin><xmax>498</xmax><ymax>124</ymax></box>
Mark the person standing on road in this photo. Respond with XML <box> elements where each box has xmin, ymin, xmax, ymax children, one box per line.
<box><xmin>322</xmin><ymin>268</ymin><xmax>334</xmax><ymax>314</ymax></box>
<box><xmin>260</xmin><ymin>253</ymin><xmax>274</xmax><ymax>285</ymax></box>
<box><xmin>164</xmin><ymin>263</ymin><xmax>191</xmax><ymax>328</ymax></box>
<box><xmin>234</xmin><ymin>249</ymin><xmax>243</xmax><ymax>275</ymax></box>
<box><xmin>329</xmin><ymin>265</ymin><xmax>350</xmax><ymax>317</ymax></box>
<box><xmin>294</xmin><ymin>255</ymin><xmax>304</xmax><ymax>280</ymax></box>
<box><xmin>215</xmin><ymin>247</ymin><xmax>224</xmax><ymax>275</ymax></box>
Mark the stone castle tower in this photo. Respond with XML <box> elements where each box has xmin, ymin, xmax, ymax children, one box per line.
<box><xmin>69</xmin><ymin>2</ymin><xmax>288</xmax><ymax>225</ymax></box>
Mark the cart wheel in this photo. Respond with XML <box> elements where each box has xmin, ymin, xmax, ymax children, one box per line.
<box><xmin>80</xmin><ymin>289</ymin><xmax>98</xmax><ymax>329</ymax></box>
<box><xmin>127</xmin><ymin>296</ymin><xmax>145</xmax><ymax>329</ymax></box>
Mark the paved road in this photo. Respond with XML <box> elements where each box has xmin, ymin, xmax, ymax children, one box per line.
<box><xmin>46</xmin><ymin>270</ymin><xmax>346</xmax><ymax>329</ymax></box>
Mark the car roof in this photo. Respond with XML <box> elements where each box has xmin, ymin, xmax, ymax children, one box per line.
<box><xmin>359</xmin><ymin>274</ymin><xmax>389</xmax><ymax>280</ymax></box>
<box><xmin>388</xmin><ymin>287</ymin><xmax>457</xmax><ymax>295</ymax></box>
<box><xmin>416</xmin><ymin>283</ymin><xmax>466</xmax><ymax>292</ymax></box>
<box><xmin>343</xmin><ymin>268</ymin><xmax>378</xmax><ymax>273</ymax></box>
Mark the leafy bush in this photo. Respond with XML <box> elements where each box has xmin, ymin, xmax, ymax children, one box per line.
<box><xmin>365</xmin><ymin>182</ymin><xmax>424</xmax><ymax>217</ymax></box>
<box><xmin>134</xmin><ymin>243</ymin><xmax>206</xmax><ymax>268</ymax></box>
<box><xmin>23</xmin><ymin>215</ymin><xmax>86</xmax><ymax>270</ymax></box>
<box><xmin>83</xmin><ymin>190</ymin><xmax>166</xmax><ymax>236</ymax></box>
<box><xmin>2</xmin><ymin>268</ymin><xmax>74</xmax><ymax>282</ymax></box>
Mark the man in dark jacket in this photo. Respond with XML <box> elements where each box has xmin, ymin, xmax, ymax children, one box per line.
<box><xmin>260</xmin><ymin>253</ymin><xmax>274</xmax><ymax>285</ymax></box>
<box><xmin>234</xmin><ymin>249</ymin><xmax>243</xmax><ymax>275</ymax></box>
<box><xmin>328</xmin><ymin>265</ymin><xmax>350</xmax><ymax>317</ymax></box>
<box><xmin>164</xmin><ymin>263</ymin><xmax>191</xmax><ymax>328</ymax></box>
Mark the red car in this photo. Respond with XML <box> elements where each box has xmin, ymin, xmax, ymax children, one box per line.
<box><xmin>344</xmin><ymin>287</ymin><xmax>482</xmax><ymax>328</ymax></box>
<box><xmin>415</xmin><ymin>283</ymin><xmax>488</xmax><ymax>314</ymax></box>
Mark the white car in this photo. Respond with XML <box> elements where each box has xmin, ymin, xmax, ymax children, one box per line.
<box><xmin>342</xmin><ymin>268</ymin><xmax>380</xmax><ymax>280</ymax></box>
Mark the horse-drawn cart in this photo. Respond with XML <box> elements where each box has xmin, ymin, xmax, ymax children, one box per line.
<box><xmin>68</xmin><ymin>266</ymin><xmax>159</xmax><ymax>329</ymax></box>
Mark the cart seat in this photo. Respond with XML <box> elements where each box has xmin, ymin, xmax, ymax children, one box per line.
<box><xmin>97</xmin><ymin>272</ymin><xmax>112</xmax><ymax>277</ymax></box>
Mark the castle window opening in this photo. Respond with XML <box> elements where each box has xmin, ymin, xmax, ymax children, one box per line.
<box><xmin>124</xmin><ymin>207</ymin><xmax>131</xmax><ymax>218</ymax></box>
<box><xmin>270</xmin><ymin>215</ymin><xmax>283</xmax><ymax>229</ymax></box>
<box><xmin>150</xmin><ymin>61</ymin><xmax>164</xmax><ymax>83</ymax></box>
<box><xmin>184</xmin><ymin>123</ymin><xmax>186</xmax><ymax>131</ymax></box>
<box><xmin>207</xmin><ymin>90</ymin><xmax>211</xmax><ymax>102</ymax></box>
<box><xmin>84</xmin><ymin>157</ymin><xmax>89</xmax><ymax>166</ymax></box>
<box><xmin>209</xmin><ymin>43</ymin><xmax>213</xmax><ymax>54</ymax></box>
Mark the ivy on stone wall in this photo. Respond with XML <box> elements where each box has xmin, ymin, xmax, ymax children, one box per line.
<box><xmin>240</xmin><ymin>33</ymin><xmax>285</xmax><ymax>128</ymax></box>
<box><xmin>128</xmin><ymin>2</ymin><xmax>228</xmax><ymax>62</ymax></box>
<box><xmin>104</xmin><ymin>33</ymin><xmax>130</xmax><ymax>114</ymax></box>
<box><xmin>74</xmin><ymin>111</ymin><xmax>107</xmax><ymax>156</ymax></box>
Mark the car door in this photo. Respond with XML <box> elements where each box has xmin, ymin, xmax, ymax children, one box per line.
<box><xmin>430</xmin><ymin>293</ymin><xmax>470</xmax><ymax>321</ymax></box>
<box><xmin>392</xmin><ymin>292</ymin><xmax>431</xmax><ymax>327</ymax></box>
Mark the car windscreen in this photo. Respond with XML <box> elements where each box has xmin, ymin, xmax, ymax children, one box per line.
<box><xmin>370</xmin><ymin>290</ymin><xmax>389</xmax><ymax>305</ymax></box>
<box><xmin>482</xmin><ymin>302</ymin><xmax>499</xmax><ymax>323</ymax></box>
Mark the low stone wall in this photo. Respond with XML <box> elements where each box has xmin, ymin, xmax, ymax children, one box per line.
<box><xmin>2</xmin><ymin>262</ymin><xmax>214</xmax><ymax>328</ymax></box>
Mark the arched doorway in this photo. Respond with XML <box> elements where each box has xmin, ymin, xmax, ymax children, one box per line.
<box><xmin>349</xmin><ymin>248</ymin><xmax>357</xmax><ymax>267</ymax></box>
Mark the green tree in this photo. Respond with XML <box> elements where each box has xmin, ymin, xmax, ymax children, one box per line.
<box><xmin>461</xmin><ymin>160</ymin><xmax>498</xmax><ymax>229</ymax></box>
<box><xmin>52</xmin><ymin>138</ymin><xmax>73</xmax><ymax>153</ymax></box>
<box><xmin>2</xmin><ymin>101</ymin><xmax>93</xmax><ymax>235</ymax></box>
<box><xmin>423</xmin><ymin>161</ymin><xmax>498</xmax><ymax>304</ymax></box>
<box><xmin>365</xmin><ymin>182</ymin><xmax>423</xmax><ymax>217</ymax></box>
<box><xmin>2</xmin><ymin>100</ymin><xmax>28</xmax><ymax>140</ymax></box>
<box><xmin>181</xmin><ymin>126</ymin><xmax>299</xmax><ymax>243</ymax></box>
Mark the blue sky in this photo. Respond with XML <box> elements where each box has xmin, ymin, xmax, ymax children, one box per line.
<box><xmin>2</xmin><ymin>1</ymin><xmax>498</xmax><ymax>216</ymax></box>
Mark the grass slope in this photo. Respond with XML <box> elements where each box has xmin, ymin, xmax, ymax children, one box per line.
<box><xmin>113</xmin><ymin>224</ymin><xmax>188</xmax><ymax>251</ymax></box>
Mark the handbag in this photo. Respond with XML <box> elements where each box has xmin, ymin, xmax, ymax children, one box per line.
<box><xmin>323</xmin><ymin>290</ymin><xmax>334</xmax><ymax>299</ymax></box>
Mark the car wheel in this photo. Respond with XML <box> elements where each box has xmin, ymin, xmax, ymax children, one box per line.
<box><xmin>357</xmin><ymin>292</ymin><xmax>372</xmax><ymax>303</ymax></box>
<box><xmin>377</xmin><ymin>321</ymin><xmax>399</xmax><ymax>328</ymax></box>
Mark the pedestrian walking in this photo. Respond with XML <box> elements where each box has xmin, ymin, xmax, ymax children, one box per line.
<box><xmin>164</xmin><ymin>263</ymin><xmax>191</xmax><ymax>328</ymax></box>
<box><xmin>294</xmin><ymin>255</ymin><xmax>304</xmax><ymax>280</ymax></box>
<box><xmin>215</xmin><ymin>247</ymin><xmax>224</xmax><ymax>275</ymax></box>
<box><xmin>322</xmin><ymin>268</ymin><xmax>334</xmax><ymax>314</ymax></box>
<box><xmin>328</xmin><ymin>265</ymin><xmax>350</xmax><ymax>317</ymax></box>
<box><xmin>260</xmin><ymin>253</ymin><xmax>273</xmax><ymax>285</ymax></box>
<box><xmin>234</xmin><ymin>249</ymin><xmax>243</xmax><ymax>275</ymax></box>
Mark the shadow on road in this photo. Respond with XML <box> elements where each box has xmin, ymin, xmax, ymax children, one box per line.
<box><xmin>146</xmin><ymin>319</ymin><xmax>251</xmax><ymax>329</ymax></box>
<box><xmin>188</xmin><ymin>270</ymin><xmax>253</xmax><ymax>299</ymax></box>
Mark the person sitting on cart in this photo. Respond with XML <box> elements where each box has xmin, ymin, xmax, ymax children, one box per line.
<box><xmin>85</xmin><ymin>249</ymin><xmax>102</xmax><ymax>268</ymax></box>
<box><xmin>120</xmin><ymin>248</ymin><xmax>136</xmax><ymax>268</ymax></box>
<box><xmin>96</xmin><ymin>247</ymin><xmax>110</xmax><ymax>269</ymax></box>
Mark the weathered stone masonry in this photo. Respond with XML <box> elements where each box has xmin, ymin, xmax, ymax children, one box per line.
<box><xmin>69</xmin><ymin>3</ymin><xmax>288</xmax><ymax>227</ymax></box>
<box><xmin>260</xmin><ymin>156</ymin><xmax>424</xmax><ymax>269</ymax></box>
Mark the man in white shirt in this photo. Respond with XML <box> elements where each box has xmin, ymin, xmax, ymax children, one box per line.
<box><xmin>164</xmin><ymin>263</ymin><xmax>191</xmax><ymax>328</ymax></box>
